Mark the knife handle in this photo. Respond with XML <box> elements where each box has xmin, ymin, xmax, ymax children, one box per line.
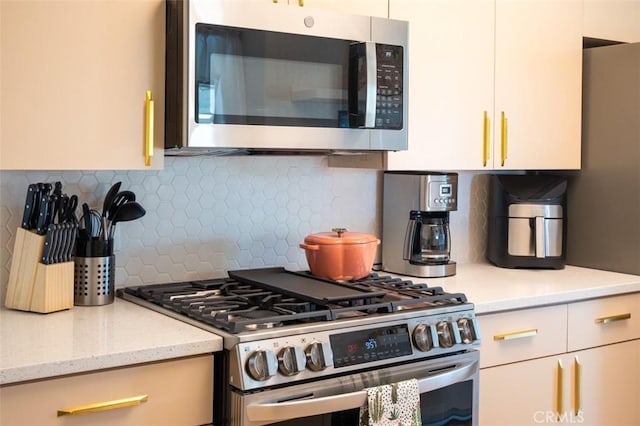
<box><xmin>39</xmin><ymin>182</ymin><xmax>52</xmax><ymax>197</ymax></box>
<box><xmin>65</xmin><ymin>224</ymin><xmax>78</xmax><ymax>262</ymax></box>
<box><xmin>42</xmin><ymin>224</ymin><xmax>55</xmax><ymax>264</ymax></box>
<box><xmin>53</xmin><ymin>181</ymin><xmax>62</xmax><ymax>197</ymax></box>
<box><xmin>36</xmin><ymin>194</ymin><xmax>50</xmax><ymax>235</ymax></box>
<box><xmin>22</xmin><ymin>184</ymin><xmax>38</xmax><ymax>229</ymax></box>
<box><xmin>50</xmin><ymin>194</ymin><xmax>60</xmax><ymax>225</ymax></box>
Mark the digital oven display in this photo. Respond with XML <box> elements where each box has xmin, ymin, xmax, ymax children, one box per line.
<box><xmin>329</xmin><ymin>324</ymin><xmax>413</xmax><ymax>368</ymax></box>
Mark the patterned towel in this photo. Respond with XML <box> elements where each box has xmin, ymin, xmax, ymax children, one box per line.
<box><xmin>359</xmin><ymin>378</ymin><xmax>421</xmax><ymax>426</ymax></box>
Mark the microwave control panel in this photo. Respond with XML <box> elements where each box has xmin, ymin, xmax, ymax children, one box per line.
<box><xmin>375</xmin><ymin>44</ymin><xmax>404</xmax><ymax>129</ymax></box>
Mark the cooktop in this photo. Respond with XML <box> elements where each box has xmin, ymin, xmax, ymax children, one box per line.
<box><xmin>121</xmin><ymin>267</ymin><xmax>468</xmax><ymax>334</ymax></box>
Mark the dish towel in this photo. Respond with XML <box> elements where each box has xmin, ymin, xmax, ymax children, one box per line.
<box><xmin>359</xmin><ymin>378</ymin><xmax>421</xmax><ymax>426</ymax></box>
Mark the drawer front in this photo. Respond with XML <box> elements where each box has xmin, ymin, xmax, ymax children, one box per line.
<box><xmin>568</xmin><ymin>292</ymin><xmax>640</xmax><ymax>352</ymax></box>
<box><xmin>477</xmin><ymin>304</ymin><xmax>567</xmax><ymax>368</ymax></box>
<box><xmin>0</xmin><ymin>355</ymin><xmax>213</xmax><ymax>426</ymax></box>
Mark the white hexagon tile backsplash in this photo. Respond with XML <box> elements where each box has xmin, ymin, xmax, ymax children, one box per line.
<box><xmin>0</xmin><ymin>156</ymin><xmax>488</xmax><ymax>301</ymax></box>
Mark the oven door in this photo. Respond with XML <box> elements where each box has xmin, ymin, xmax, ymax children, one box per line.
<box><xmin>231</xmin><ymin>350</ymin><xmax>479</xmax><ymax>426</ymax></box>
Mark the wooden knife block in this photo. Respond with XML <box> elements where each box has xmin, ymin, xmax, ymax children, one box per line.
<box><xmin>5</xmin><ymin>227</ymin><xmax>74</xmax><ymax>313</ymax></box>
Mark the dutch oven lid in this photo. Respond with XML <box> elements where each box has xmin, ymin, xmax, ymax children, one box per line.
<box><xmin>304</xmin><ymin>228</ymin><xmax>379</xmax><ymax>245</ymax></box>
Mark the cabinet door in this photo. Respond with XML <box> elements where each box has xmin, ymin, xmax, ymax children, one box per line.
<box><xmin>481</xmin><ymin>353</ymin><xmax>592</xmax><ymax>425</ymax></box>
<box><xmin>567</xmin><ymin>293</ymin><xmax>640</xmax><ymax>352</ymax></box>
<box><xmin>494</xmin><ymin>0</ymin><xmax>582</xmax><ymax>170</ymax></box>
<box><xmin>477</xmin><ymin>304</ymin><xmax>567</xmax><ymax>369</ymax></box>
<box><xmin>0</xmin><ymin>355</ymin><xmax>213</xmax><ymax>425</ymax></box>
<box><xmin>573</xmin><ymin>340</ymin><xmax>640</xmax><ymax>426</ymax></box>
<box><xmin>0</xmin><ymin>0</ymin><xmax>165</xmax><ymax>170</ymax></box>
<box><xmin>386</xmin><ymin>0</ymin><xmax>495</xmax><ymax>171</ymax></box>
<box><xmin>584</xmin><ymin>0</ymin><xmax>640</xmax><ymax>42</ymax></box>
<box><xmin>481</xmin><ymin>339</ymin><xmax>640</xmax><ymax>426</ymax></box>
<box><xmin>480</xmin><ymin>355</ymin><xmax>565</xmax><ymax>425</ymax></box>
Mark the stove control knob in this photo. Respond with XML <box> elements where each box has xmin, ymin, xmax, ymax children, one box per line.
<box><xmin>278</xmin><ymin>346</ymin><xmax>307</xmax><ymax>376</ymax></box>
<box><xmin>436</xmin><ymin>321</ymin><xmax>455</xmax><ymax>348</ymax></box>
<box><xmin>246</xmin><ymin>350</ymin><xmax>278</xmax><ymax>382</ymax></box>
<box><xmin>412</xmin><ymin>324</ymin><xmax>434</xmax><ymax>352</ymax></box>
<box><xmin>457</xmin><ymin>318</ymin><xmax>477</xmax><ymax>344</ymax></box>
<box><xmin>305</xmin><ymin>342</ymin><xmax>327</xmax><ymax>372</ymax></box>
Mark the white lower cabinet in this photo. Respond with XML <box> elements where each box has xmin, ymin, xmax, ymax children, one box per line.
<box><xmin>480</xmin><ymin>353</ymin><xmax>568</xmax><ymax>425</ymax></box>
<box><xmin>478</xmin><ymin>293</ymin><xmax>640</xmax><ymax>426</ymax></box>
<box><xmin>0</xmin><ymin>355</ymin><xmax>213</xmax><ymax>426</ymax></box>
<box><xmin>480</xmin><ymin>340</ymin><xmax>640</xmax><ymax>426</ymax></box>
<box><xmin>572</xmin><ymin>340</ymin><xmax>640</xmax><ymax>426</ymax></box>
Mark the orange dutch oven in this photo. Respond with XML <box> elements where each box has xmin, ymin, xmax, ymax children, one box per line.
<box><xmin>299</xmin><ymin>228</ymin><xmax>380</xmax><ymax>281</ymax></box>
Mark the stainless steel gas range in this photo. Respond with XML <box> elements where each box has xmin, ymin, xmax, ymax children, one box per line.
<box><xmin>121</xmin><ymin>267</ymin><xmax>481</xmax><ymax>426</ymax></box>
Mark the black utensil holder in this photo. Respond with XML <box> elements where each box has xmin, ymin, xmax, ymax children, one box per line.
<box><xmin>73</xmin><ymin>255</ymin><xmax>115</xmax><ymax>306</ymax></box>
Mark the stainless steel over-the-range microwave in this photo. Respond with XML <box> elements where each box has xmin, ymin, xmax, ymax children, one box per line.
<box><xmin>165</xmin><ymin>0</ymin><xmax>408</xmax><ymax>154</ymax></box>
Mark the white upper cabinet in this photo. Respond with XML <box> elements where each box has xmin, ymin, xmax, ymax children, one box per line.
<box><xmin>386</xmin><ymin>0</ymin><xmax>494</xmax><ymax>170</ymax></box>
<box><xmin>493</xmin><ymin>0</ymin><xmax>582</xmax><ymax>170</ymax></box>
<box><xmin>385</xmin><ymin>0</ymin><xmax>582</xmax><ymax>171</ymax></box>
<box><xmin>584</xmin><ymin>0</ymin><xmax>640</xmax><ymax>42</ymax></box>
<box><xmin>0</xmin><ymin>0</ymin><xmax>165</xmax><ymax>170</ymax></box>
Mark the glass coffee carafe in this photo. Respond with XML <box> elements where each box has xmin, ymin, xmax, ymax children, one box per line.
<box><xmin>403</xmin><ymin>211</ymin><xmax>451</xmax><ymax>265</ymax></box>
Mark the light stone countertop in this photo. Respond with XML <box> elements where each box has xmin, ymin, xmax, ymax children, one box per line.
<box><xmin>416</xmin><ymin>263</ymin><xmax>640</xmax><ymax>314</ymax></box>
<box><xmin>1</xmin><ymin>263</ymin><xmax>639</xmax><ymax>386</ymax></box>
<box><xmin>0</xmin><ymin>299</ymin><xmax>222</xmax><ymax>385</ymax></box>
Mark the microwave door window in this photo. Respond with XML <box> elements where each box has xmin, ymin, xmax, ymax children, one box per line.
<box><xmin>195</xmin><ymin>24</ymin><xmax>351</xmax><ymax>128</ymax></box>
<box><xmin>196</xmin><ymin>28</ymin><xmax>247</xmax><ymax>124</ymax></box>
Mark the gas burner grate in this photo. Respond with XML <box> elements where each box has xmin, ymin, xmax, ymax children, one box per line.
<box><xmin>122</xmin><ymin>268</ymin><xmax>470</xmax><ymax>334</ymax></box>
<box><xmin>352</xmin><ymin>273</ymin><xmax>468</xmax><ymax>305</ymax></box>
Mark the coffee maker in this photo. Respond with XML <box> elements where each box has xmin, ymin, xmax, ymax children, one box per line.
<box><xmin>382</xmin><ymin>171</ymin><xmax>458</xmax><ymax>278</ymax></box>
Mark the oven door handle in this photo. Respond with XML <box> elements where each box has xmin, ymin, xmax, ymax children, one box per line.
<box><xmin>246</xmin><ymin>359</ymin><xmax>478</xmax><ymax>422</ymax></box>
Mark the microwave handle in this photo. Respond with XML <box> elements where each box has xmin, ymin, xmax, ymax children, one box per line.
<box><xmin>245</xmin><ymin>359</ymin><xmax>477</xmax><ymax>423</ymax></box>
<box><xmin>363</xmin><ymin>42</ymin><xmax>377</xmax><ymax>128</ymax></box>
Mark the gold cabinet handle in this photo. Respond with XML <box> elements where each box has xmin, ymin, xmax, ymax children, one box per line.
<box><xmin>557</xmin><ymin>360</ymin><xmax>564</xmax><ymax>420</ymax></box>
<box><xmin>298</xmin><ymin>0</ymin><xmax>304</xmax><ymax>6</ymax></box>
<box><xmin>500</xmin><ymin>111</ymin><xmax>508</xmax><ymax>166</ymax></box>
<box><xmin>57</xmin><ymin>394</ymin><xmax>148</xmax><ymax>417</ymax></box>
<box><xmin>483</xmin><ymin>111</ymin><xmax>490</xmax><ymax>167</ymax></box>
<box><xmin>595</xmin><ymin>313</ymin><xmax>631</xmax><ymax>324</ymax></box>
<box><xmin>145</xmin><ymin>90</ymin><xmax>154</xmax><ymax>167</ymax></box>
<box><xmin>574</xmin><ymin>356</ymin><xmax>582</xmax><ymax>416</ymax></box>
<box><xmin>493</xmin><ymin>328</ymin><xmax>538</xmax><ymax>341</ymax></box>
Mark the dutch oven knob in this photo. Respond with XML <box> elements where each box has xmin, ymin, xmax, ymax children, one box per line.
<box><xmin>331</xmin><ymin>227</ymin><xmax>347</xmax><ymax>237</ymax></box>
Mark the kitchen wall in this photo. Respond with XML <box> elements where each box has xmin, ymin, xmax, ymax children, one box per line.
<box><xmin>0</xmin><ymin>156</ymin><xmax>488</xmax><ymax>301</ymax></box>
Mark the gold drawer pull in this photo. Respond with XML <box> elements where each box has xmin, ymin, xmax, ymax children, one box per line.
<box><xmin>493</xmin><ymin>328</ymin><xmax>538</xmax><ymax>341</ymax></box>
<box><xmin>57</xmin><ymin>394</ymin><xmax>148</xmax><ymax>417</ymax></box>
<box><xmin>595</xmin><ymin>313</ymin><xmax>631</xmax><ymax>324</ymax></box>
<box><xmin>483</xmin><ymin>111</ymin><xmax>490</xmax><ymax>167</ymax></box>
<box><xmin>574</xmin><ymin>356</ymin><xmax>582</xmax><ymax>416</ymax></box>
<box><xmin>145</xmin><ymin>90</ymin><xmax>154</xmax><ymax>167</ymax></box>
<box><xmin>500</xmin><ymin>111</ymin><xmax>508</xmax><ymax>166</ymax></box>
<box><xmin>557</xmin><ymin>360</ymin><xmax>564</xmax><ymax>419</ymax></box>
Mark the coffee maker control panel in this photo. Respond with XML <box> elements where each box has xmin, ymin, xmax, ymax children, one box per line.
<box><xmin>422</xmin><ymin>175</ymin><xmax>458</xmax><ymax>212</ymax></box>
